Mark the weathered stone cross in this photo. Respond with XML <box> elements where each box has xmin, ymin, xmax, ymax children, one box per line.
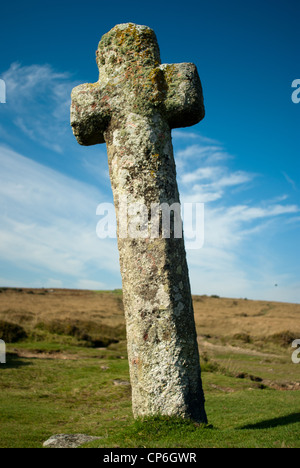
<box><xmin>71</xmin><ymin>23</ymin><xmax>207</xmax><ymax>423</ymax></box>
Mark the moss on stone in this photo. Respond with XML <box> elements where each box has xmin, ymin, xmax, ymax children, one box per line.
<box><xmin>71</xmin><ymin>23</ymin><xmax>207</xmax><ymax>423</ymax></box>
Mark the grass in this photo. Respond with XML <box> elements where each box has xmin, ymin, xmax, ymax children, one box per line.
<box><xmin>1</xmin><ymin>343</ymin><xmax>299</xmax><ymax>448</ymax></box>
<box><xmin>0</xmin><ymin>288</ymin><xmax>299</xmax><ymax>448</ymax></box>
<box><xmin>0</xmin><ymin>319</ymin><xmax>27</xmax><ymax>342</ymax></box>
<box><xmin>1</xmin><ymin>346</ymin><xmax>132</xmax><ymax>448</ymax></box>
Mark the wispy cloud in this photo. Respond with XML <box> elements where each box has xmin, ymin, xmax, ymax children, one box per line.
<box><xmin>172</xmin><ymin>130</ymin><xmax>220</xmax><ymax>145</ymax></box>
<box><xmin>177</xmin><ymin>144</ymin><xmax>230</xmax><ymax>162</ymax></box>
<box><xmin>179</xmin><ymin>158</ymin><xmax>256</xmax><ymax>203</ymax></box>
<box><xmin>173</xmin><ymin>134</ymin><xmax>300</xmax><ymax>301</ymax></box>
<box><xmin>174</xmin><ymin>138</ymin><xmax>233</xmax><ymax>171</ymax></box>
<box><xmin>282</xmin><ymin>171</ymin><xmax>297</xmax><ymax>191</ymax></box>
<box><xmin>186</xmin><ymin>197</ymin><xmax>300</xmax><ymax>301</ymax></box>
<box><xmin>2</xmin><ymin>63</ymin><xmax>78</xmax><ymax>153</ymax></box>
<box><xmin>0</xmin><ymin>67</ymin><xmax>299</xmax><ymax>301</ymax></box>
<box><xmin>181</xmin><ymin>167</ymin><xmax>254</xmax><ymax>202</ymax></box>
<box><xmin>0</xmin><ymin>145</ymin><xmax>120</xmax><ymax>288</ymax></box>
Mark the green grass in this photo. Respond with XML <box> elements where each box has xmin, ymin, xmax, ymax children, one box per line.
<box><xmin>0</xmin><ymin>337</ymin><xmax>299</xmax><ymax>448</ymax></box>
<box><xmin>0</xmin><ymin>346</ymin><xmax>132</xmax><ymax>448</ymax></box>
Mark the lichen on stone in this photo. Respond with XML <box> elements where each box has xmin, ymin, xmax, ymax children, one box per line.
<box><xmin>70</xmin><ymin>23</ymin><xmax>207</xmax><ymax>424</ymax></box>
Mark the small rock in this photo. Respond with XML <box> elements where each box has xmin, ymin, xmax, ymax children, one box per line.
<box><xmin>113</xmin><ymin>379</ymin><xmax>130</xmax><ymax>386</ymax></box>
<box><xmin>43</xmin><ymin>433</ymin><xmax>102</xmax><ymax>448</ymax></box>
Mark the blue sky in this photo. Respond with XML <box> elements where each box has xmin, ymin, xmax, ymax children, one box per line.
<box><xmin>0</xmin><ymin>0</ymin><xmax>299</xmax><ymax>302</ymax></box>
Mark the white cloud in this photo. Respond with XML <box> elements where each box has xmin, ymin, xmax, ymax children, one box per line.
<box><xmin>214</xmin><ymin>171</ymin><xmax>253</xmax><ymax>189</ymax></box>
<box><xmin>172</xmin><ymin>130</ymin><xmax>220</xmax><ymax>145</ymax></box>
<box><xmin>224</xmin><ymin>204</ymin><xmax>299</xmax><ymax>223</ymax></box>
<box><xmin>181</xmin><ymin>166</ymin><xmax>218</xmax><ymax>184</ymax></box>
<box><xmin>285</xmin><ymin>216</ymin><xmax>300</xmax><ymax>224</ymax></box>
<box><xmin>181</xmin><ymin>167</ymin><xmax>253</xmax><ymax>191</ymax></box>
<box><xmin>0</xmin><ymin>140</ymin><xmax>298</xmax><ymax>301</ymax></box>
<box><xmin>0</xmin><ymin>145</ymin><xmax>120</xmax><ymax>287</ymax></box>
<box><xmin>180</xmin><ymin>160</ymin><xmax>256</xmax><ymax>203</ymax></box>
<box><xmin>174</xmin><ymin>139</ymin><xmax>237</xmax><ymax>204</ymax></box>
<box><xmin>175</xmin><ymin>142</ymin><xmax>233</xmax><ymax>172</ymax></box>
<box><xmin>172</xmin><ymin>130</ymin><xmax>200</xmax><ymax>140</ymax></box>
<box><xmin>0</xmin><ymin>69</ymin><xmax>299</xmax><ymax>302</ymax></box>
<box><xmin>282</xmin><ymin>171</ymin><xmax>297</xmax><ymax>191</ymax></box>
<box><xmin>173</xmin><ymin>134</ymin><xmax>300</xmax><ymax>302</ymax></box>
<box><xmin>177</xmin><ymin>144</ymin><xmax>225</xmax><ymax>161</ymax></box>
<box><xmin>185</xmin><ymin>197</ymin><xmax>300</xmax><ymax>301</ymax></box>
<box><xmin>44</xmin><ymin>278</ymin><xmax>64</xmax><ymax>288</ymax></box>
<box><xmin>3</xmin><ymin>63</ymin><xmax>71</xmax><ymax>111</ymax></box>
<box><xmin>76</xmin><ymin>279</ymin><xmax>106</xmax><ymax>290</ymax></box>
<box><xmin>2</xmin><ymin>63</ymin><xmax>78</xmax><ymax>153</ymax></box>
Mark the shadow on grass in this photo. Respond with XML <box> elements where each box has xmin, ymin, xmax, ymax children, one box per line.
<box><xmin>0</xmin><ymin>352</ymin><xmax>31</xmax><ymax>369</ymax></box>
<box><xmin>239</xmin><ymin>412</ymin><xmax>300</xmax><ymax>430</ymax></box>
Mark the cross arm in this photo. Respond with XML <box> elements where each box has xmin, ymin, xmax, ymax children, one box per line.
<box><xmin>70</xmin><ymin>82</ymin><xmax>111</xmax><ymax>145</ymax></box>
<box><xmin>160</xmin><ymin>63</ymin><xmax>205</xmax><ymax>129</ymax></box>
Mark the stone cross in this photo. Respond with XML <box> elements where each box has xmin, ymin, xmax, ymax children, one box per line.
<box><xmin>71</xmin><ymin>23</ymin><xmax>207</xmax><ymax>423</ymax></box>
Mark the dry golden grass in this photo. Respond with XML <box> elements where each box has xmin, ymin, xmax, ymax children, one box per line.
<box><xmin>193</xmin><ymin>295</ymin><xmax>300</xmax><ymax>339</ymax></box>
<box><xmin>0</xmin><ymin>288</ymin><xmax>299</xmax><ymax>342</ymax></box>
<box><xmin>0</xmin><ymin>288</ymin><xmax>124</xmax><ymax>329</ymax></box>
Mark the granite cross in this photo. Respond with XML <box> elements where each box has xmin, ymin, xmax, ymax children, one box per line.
<box><xmin>71</xmin><ymin>23</ymin><xmax>207</xmax><ymax>423</ymax></box>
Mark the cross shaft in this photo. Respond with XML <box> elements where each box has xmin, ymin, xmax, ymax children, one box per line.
<box><xmin>71</xmin><ymin>23</ymin><xmax>207</xmax><ymax>423</ymax></box>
